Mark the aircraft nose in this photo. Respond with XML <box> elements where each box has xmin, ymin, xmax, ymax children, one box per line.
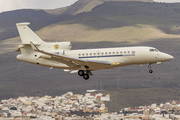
<box><xmin>162</xmin><ymin>53</ymin><xmax>174</xmax><ymax>61</ymax></box>
<box><xmin>168</xmin><ymin>55</ymin><xmax>174</xmax><ymax>60</ymax></box>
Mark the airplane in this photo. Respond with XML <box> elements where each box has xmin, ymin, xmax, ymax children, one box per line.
<box><xmin>16</xmin><ymin>22</ymin><xmax>174</xmax><ymax>80</ymax></box>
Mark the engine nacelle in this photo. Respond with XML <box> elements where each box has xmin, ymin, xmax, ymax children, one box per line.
<box><xmin>58</xmin><ymin>42</ymin><xmax>72</xmax><ymax>50</ymax></box>
<box><xmin>37</xmin><ymin>42</ymin><xmax>72</xmax><ymax>52</ymax></box>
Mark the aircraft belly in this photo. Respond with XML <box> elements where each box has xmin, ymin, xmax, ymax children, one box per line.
<box><xmin>84</xmin><ymin>56</ymin><xmax>131</xmax><ymax>70</ymax></box>
<box><xmin>131</xmin><ymin>54</ymin><xmax>158</xmax><ymax>64</ymax></box>
<box><xmin>107</xmin><ymin>56</ymin><xmax>131</xmax><ymax>65</ymax></box>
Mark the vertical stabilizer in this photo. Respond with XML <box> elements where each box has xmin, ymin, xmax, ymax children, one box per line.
<box><xmin>16</xmin><ymin>22</ymin><xmax>45</xmax><ymax>44</ymax></box>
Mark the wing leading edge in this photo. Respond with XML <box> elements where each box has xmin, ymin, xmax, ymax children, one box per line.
<box><xmin>30</xmin><ymin>41</ymin><xmax>111</xmax><ymax>70</ymax></box>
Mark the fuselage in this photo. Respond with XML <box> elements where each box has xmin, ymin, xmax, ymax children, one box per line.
<box><xmin>15</xmin><ymin>22</ymin><xmax>174</xmax><ymax>80</ymax></box>
<box><xmin>17</xmin><ymin>46</ymin><xmax>174</xmax><ymax>71</ymax></box>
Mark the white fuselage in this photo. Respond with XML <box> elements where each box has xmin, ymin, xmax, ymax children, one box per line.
<box><xmin>17</xmin><ymin>46</ymin><xmax>174</xmax><ymax>71</ymax></box>
<box><xmin>15</xmin><ymin>22</ymin><xmax>174</xmax><ymax>80</ymax></box>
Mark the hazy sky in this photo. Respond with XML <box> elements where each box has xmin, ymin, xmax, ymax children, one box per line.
<box><xmin>0</xmin><ymin>0</ymin><xmax>78</xmax><ymax>13</ymax></box>
<box><xmin>0</xmin><ymin>0</ymin><xmax>179</xmax><ymax>13</ymax></box>
<box><xmin>155</xmin><ymin>0</ymin><xmax>180</xmax><ymax>2</ymax></box>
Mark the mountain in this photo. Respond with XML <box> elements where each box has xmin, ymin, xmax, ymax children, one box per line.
<box><xmin>45</xmin><ymin>0</ymin><xmax>153</xmax><ymax>15</ymax></box>
<box><xmin>0</xmin><ymin>0</ymin><xmax>153</xmax><ymax>41</ymax></box>
<box><xmin>0</xmin><ymin>9</ymin><xmax>73</xmax><ymax>41</ymax></box>
<box><xmin>67</xmin><ymin>1</ymin><xmax>180</xmax><ymax>33</ymax></box>
<box><xmin>1</xmin><ymin>0</ymin><xmax>180</xmax><ymax>42</ymax></box>
<box><xmin>35</xmin><ymin>1</ymin><xmax>180</xmax><ymax>43</ymax></box>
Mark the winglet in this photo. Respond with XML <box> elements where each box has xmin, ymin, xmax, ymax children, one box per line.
<box><xmin>30</xmin><ymin>41</ymin><xmax>39</xmax><ymax>51</ymax></box>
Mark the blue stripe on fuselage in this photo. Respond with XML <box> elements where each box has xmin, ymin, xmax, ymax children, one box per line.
<box><xmin>79</xmin><ymin>54</ymin><xmax>135</xmax><ymax>59</ymax></box>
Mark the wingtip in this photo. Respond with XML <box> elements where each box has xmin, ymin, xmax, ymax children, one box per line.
<box><xmin>16</xmin><ymin>22</ymin><xmax>30</xmax><ymax>26</ymax></box>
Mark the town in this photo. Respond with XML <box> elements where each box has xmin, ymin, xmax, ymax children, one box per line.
<box><xmin>0</xmin><ymin>90</ymin><xmax>180</xmax><ymax>120</ymax></box>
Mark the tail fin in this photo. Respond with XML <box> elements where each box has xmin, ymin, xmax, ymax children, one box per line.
<box><xmin>16</xmin><ymin>22</ymin><xmax>45</xmax><ymax>44</ymax></box>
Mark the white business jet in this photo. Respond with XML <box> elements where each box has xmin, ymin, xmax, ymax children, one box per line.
<box><xmin>16</xmin><ymin>23</ymin><xmax>174</xmax><ymax>80</ymax></box>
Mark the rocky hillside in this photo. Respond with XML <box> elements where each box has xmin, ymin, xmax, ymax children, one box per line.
<box><xmin>45</xmin><ymin>0</ymin><xmax>153</xmax><ymax>15</ymax></box>
<box><xmin>0</xmin><ymin>0</ymin><xmax>153</xmax><ymax>41</ymax></box>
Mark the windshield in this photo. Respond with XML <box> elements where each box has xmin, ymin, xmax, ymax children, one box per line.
<box><xmin>149</xmin><ymin>49</ymin><xmax>160</xmax><ymax>52</ymax></box>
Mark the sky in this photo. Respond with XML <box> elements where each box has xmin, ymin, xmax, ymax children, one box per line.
<box><xmin>155</xmin><ymin>0</ymin><xmax>180</xmax><ymax>2</ymax></box>
<box><xmin>0</xmin><ymin>0</ymin><xmax>180</xmax><ymax>13</ymax></box>
<box><xmin>0</xmin><ymin>0</ymin><xmax>78</xmax><ymax>13</ymax></box>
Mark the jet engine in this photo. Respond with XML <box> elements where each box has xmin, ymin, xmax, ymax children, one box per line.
<box><xmin>58</xmin><ymin>42</ymin><xmax>72</xmax><ymax>50</ymax></box>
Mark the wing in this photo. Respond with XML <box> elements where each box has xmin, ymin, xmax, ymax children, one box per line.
<box><xmin>30</xmin><ymin>41</ymin><xmax>111</xmax><ymax>70</ymax></box>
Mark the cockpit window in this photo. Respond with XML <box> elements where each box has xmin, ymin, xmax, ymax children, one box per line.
<box><xmin>149</xmin><ymin>49</ymin><xmax>160</xmax><ymax>52</ymax></box>
<box><xmin>150</xmin><ymin>49</ymin><xmax>154</xmax><ymax>52</ymax></box>
<box><xmin>155</xmin><ymin>49</ymin><xmax>160</xmax><ymax>52</ymax></box>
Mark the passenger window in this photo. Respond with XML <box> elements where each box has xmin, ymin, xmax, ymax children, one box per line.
<box><xmin>105</xmin><ymin>52</ymin><xmax>107</xmax><ymax>55</ymax></box>
<box><xmin>128</xmin><ymin>51</ymin><xmax>130</xmax><ymax>53</ymax></box>
<box><xmin>116</xmin><ymin>52</ymin><xmax>119</xmax><ymax>54</ymax></box>
<box><xmin>109</xmin><ymin>52</ymin><xmax>111</xmax><ymax>55</ymax></box>
<box><xmin>124</xmin><ymin>51</ymin><xmax>126</xmax><ymax>53</ymax></box>
<box><xmin>86</xmin><ymin>53</ymin><xmax>88</xmax><ymax>56</ymax></box>
<box><xmin>94</xmin><ymin>53</ymin><xmax>96</xmax><ymax>55</ymax></box>
<box><xmin>113</xmin><ymin>52</ymin><xmax>115</xmax><ymax>54</ymax></box>
<box><xmin>102</xmin><ymin>53</ymin><xmax>104</xmax><ymax>55</ymax></box>
<box><xmin>90</xmin><ymin>53</ymin><xmax>92</xmax><ymax>56</ymax></box>
<box><xmin>79</xmin><ymin>54</ymin><xmax>81</xmax><ymax>56</ymax></box>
